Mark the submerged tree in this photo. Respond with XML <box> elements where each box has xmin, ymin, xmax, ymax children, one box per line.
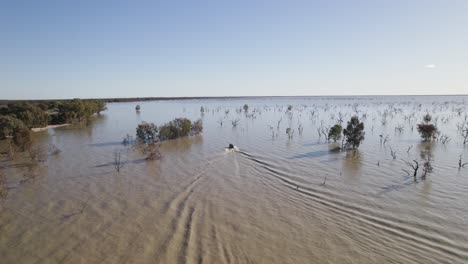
<box><xmin>136</xmin><ymin>122</ymin><xmax>159</xmax><ymax>144</ymax></box>
<box><xmin>343</xmin><ymin>116</ymin><xmax>365</xmax><ymax>149</ymax></box>
<box><xmin>191</xmin><ymin>119</ymin><xmax>204</xmax><ymax>135</ymax></box>
<box><xmin>417</xmin><ymin>114</ymin><xmax>438</xmax><ymax>141</ymax></box>
<box><xmin>328</xmin><ymin>124</ymin><xmax>342</xmax><ymax>142</ymax></box>
<box><xmin>113</xmin><ymin>150</ymin><xmax>125</xmax><ymax>173</ymax></box>
<box><xmin>0</xmin><ymin>116</ymin><xmax>30</xmax><ymax>158</ymax></box>
<box><xmin>137</xmin><ymin>118</ymin><xmax>203</xmax><ymax>143</ymax></box>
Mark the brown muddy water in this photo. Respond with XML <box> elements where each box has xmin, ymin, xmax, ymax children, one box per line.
<box><xmin>1</xmin><ymin>96</ymin><xmax>468</xmax><ymax>263</ymax></box>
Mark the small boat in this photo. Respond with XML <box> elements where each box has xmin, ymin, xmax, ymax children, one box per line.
<box><xmin>225</xmin><ymin>143</ymin><xmax>239</xmax><ymax>152</ymax></box>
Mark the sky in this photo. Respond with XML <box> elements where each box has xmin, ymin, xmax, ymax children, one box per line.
<box><xmin>1</xmin><ymin>0</ymin><xmax>468</xmax><ymax>99</ymax></box>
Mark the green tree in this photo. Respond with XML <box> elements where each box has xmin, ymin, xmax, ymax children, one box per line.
<box><xmin>0</xmin><ymin>116</ymin><xmax>27</xmax><ymax>139</ymax></box>
<box><xmin>328</xmin><ymin>124</ymin><xmax>342</xmax><ymax>142</ymax></box>
<box><xmin>3</xmin><ymin>103</ymin><xmax>48</xmax><ymax>128</ymax></box>
<box><xmin>159</xmin><ymin>118</ymin><xmax>192</xmax><ymax>141</ymax></box>
<box><xmin>343</xmin><ymin>116</ymin><xmax>365</xmax><ymax>149</ymax></box>
<box><xmin>417</xmin><ymin>114</ymin><xmax>438</xmax><ymax>141</ymax></box>
<box><xmin>136</xmin><ymin>122</ymin><xmax>159</xmax><ymax>143</ymax></box>
<box><xmin>0</xmin><ymin>116</ymin><xmax>32</xmax><ymax>151</ymax></box>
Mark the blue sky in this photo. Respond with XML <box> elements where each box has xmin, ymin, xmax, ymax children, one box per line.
<box><xmin>1</xmin><ymin>0</ymin><xmax>467</xmax><ymax>99</ymax></box>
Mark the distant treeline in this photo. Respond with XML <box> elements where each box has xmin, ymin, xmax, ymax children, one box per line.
<box><xmin>0</xmin><ymin>97</ymin><xmax>239</xmax><ymax>105</ymax></box>
<box><xmin>0</xmin><ymin>99</ymin><xmax>106</xmax><ymax>140</ymax></box>
<box><xmin>0</xmin><ymin>96</ymin><xmax>277</xmax><ymax>105</ymax></box>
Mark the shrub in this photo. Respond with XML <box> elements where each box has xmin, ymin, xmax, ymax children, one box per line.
<box><xmin>243</xmin><ymin>104</ymin><xmax>249</xmax><ymax>112</ymax></box>
<box><xmin>13</xmin><ymin>127</ymin><xmax>32</xmax><ymax>151</ymax></box>
<box><xmin>417</xmin><ymin>124</ymin><xmax>438</xmax><ymax>141</ymax></box>
<box><xmin>94</xmin><ymin>100</ymin><xmax>107</xmax><ymax>114</ymax></box>
<box><xmin>423</xmin><ymin>113</ymin><xmax>432</xmax><ymax>124</ymax></box>
<box><xmin>328</xmin><ymin>124</ymin><xmax>342</xmax><ymax>142</ymax></box>
<box><xmin>0</xmin><ymin>115</ymin><xmax>32</xmax><ymax>153</ymax></box>
<box><xmin>0</xmin><ymin>116</ymin><xmax>27</xmax><ymax>139</ymax></box>
<box><xmin>417</xmin><ymin>114</ymin><xmax>437</xmax><ymax>141</ymax></box>
<box><xmin>1</xmin><ymin>103</ymin><xmax>48</xmax><ymax>128</ymax></box>
<box><xmin>191</xmin><ymin>119</ymin><xmax>203</xmax><ymax>135</ymax></box>
<box><xmin>343</xmin><ymin>116</ymin><xmax>365</xmax><ymax>149</ymax></box>
<box><xmin>136</xmin><ymin>122</ymin><xmax>158</xmax><ymax>143</ymax></box>
<box><xmin>159</xmin><ymin>118</ymin><xmax>192</xmax><ymax>141</ymax></box>
<box><xmin>57</xmin><ymin>99</ymin><xmax>107</xmax><ymax>123</ymax></box>
<box><xmin>136</xmin><ymin>118</ymin><xmax>202</xmax><ymax>143</ymax></box>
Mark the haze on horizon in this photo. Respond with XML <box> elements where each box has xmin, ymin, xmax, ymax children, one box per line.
<box><xmin>1</xmin><ymin>0</ymin><xmax>467</xmax><ymax>100</ymax></box>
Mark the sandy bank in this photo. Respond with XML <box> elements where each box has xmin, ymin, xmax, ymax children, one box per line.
<box><xmin>31</xmin><ymin>124</ymin><xmax>70</xmax><ymax>132</ymax></box>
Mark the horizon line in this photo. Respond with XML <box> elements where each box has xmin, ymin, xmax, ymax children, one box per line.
<box><xmin>1</xmin><ymin>94</ymin><xmax>468</xmax><ymax>102</ymax></box>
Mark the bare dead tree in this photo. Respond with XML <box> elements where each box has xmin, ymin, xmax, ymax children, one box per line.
<box><xmin>298</xmin><ymin>124</ymin><xmax>304</xmax><ymax>136</ymax></box>
<box><xmin>390</xmin><ymin>147</ymin><xmax>397</xmax><ymax>160</ymax></box>
<box><xmin>277</xmin><ymin>118</ymin><xmax>282</xmax><ymax>130</ymax></box>
<box><xmin>405</xmin><ymin>160</ymin><xmax>419</xmax><ymax>181</ymax></box>
<box><xmin>319</xmin><ymin>175</ymin><xmax>327</xmax><ymax>186</ymax></box>
<box><xmin>438</xmin><ymin>134</ymin><xmax>450</xmax><ymax>144</ymax></box>
<box><xmin>459</xmin><ymin>155</ymin><xmax>468</xmax><ymax>168</ymax></box>
<box><xmin>383</xmin><ymin>135</ymin><xmax>391</xmax><ymax>145</ymax></box>
<box><xmin>406</xmin><ymin>145</ymin><xmax>413</xmax><ymax>153</ymax></box>
<box><xmin>231</xmin><ymin>119</ymin><xmax>240</xmax><ymax>127</ymax></box>
<box><xmin>62</xmin><ymin>198</ymin><xmax>90</xmax><ymax>221</ymax></box>
<box><xmin>114</xmin><ymin>150</ymin><xmax>126</xmax><ymax>172</ymax></box>
<box><xmin>286</xmin><ymin>128</ymin><xmax>294</xmax><ymax>139</ymax></box>
<box><xmin>395</xmin><ymin>125</ymin><xmax>404</xmax><ymax>134</ymax></box>
<box><xmin>337</xmin><ymin>112</ymin><xmax>344</xmax><ymax>123</ymax></box>
<box><xmin>463</xmin><ymin>129</ymin><xmax>468</xmax><ymax>145</ymax></box>
<box><xmin>321</xmin><ymin>126</ymin><xmax>330</xmax><ymax>141</ymax></box>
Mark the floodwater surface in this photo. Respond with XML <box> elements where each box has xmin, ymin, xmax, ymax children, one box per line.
<box><xmin>1</xmin><ymin>96</ymin><xmax>468</xmax><ymax>263</ymax></box>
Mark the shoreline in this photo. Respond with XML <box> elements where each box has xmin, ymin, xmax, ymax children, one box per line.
<box><xmin>31</xmin><ymin>124</ymin><xmax>70</xmax><ymax>132</ymax></box>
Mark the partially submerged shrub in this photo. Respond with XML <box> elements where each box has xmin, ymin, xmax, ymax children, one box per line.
<box><xmin>55</xmin><ymin>99</ymin><xmax>107</xmax><ymax>123</ymax></box>
<box><xmin>343</xmin><ymin>116</ymin><xmax>365</xmax><ymax>149</ymax></box>
<box><xmin>159</xmin><ymin>118</ymin><xmax>192</xmax><ymax>141</ymax></box>
<box><xmin>136</xmin><ymin>118</ymin><xmax>202</xmax><ymax>143</ymax></box>
<box><xmin>136</xmin><ymin>122</ymin><xmax>158</xmax><ymax>143</ymax></box>
<box><xmin>417</xmin><ymin>113</ymin><xmax>438</xmax><ymax>141</ymax></box>
<box><xmin>191</xmin><ymin>119</ymin><xmax>203</xmax><ymax>135</ymax></box>
<box><xmin>423</xmin><ymin>113</ymin><xmax>432</xmax><ymax>124</ymax></box>
<box><xmin>13</xmin><ymin>127</ymin><xmax>32</xmax><ymax>152</ymax></box>
<box><xmin>417</xmin><ymin>124</ymin><xmax>437</xmax><ymax>141</ymax></box>
<box><xmin>0</xmin><ymin>116</ymin><xmax>27</xmax><ymax>140</ymax></box>
<box><xmin>328</xmin><ymin>124</ymin><xmax>342</xmax><ymax>142</ymax></box>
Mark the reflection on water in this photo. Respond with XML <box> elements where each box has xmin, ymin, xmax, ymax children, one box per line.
<box><xmin>1</xmin><ymin>96</ymin><xmax>468</xmax><ymax>263</ymax></box>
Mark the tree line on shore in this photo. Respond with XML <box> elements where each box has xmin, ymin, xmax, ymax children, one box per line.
<box><xmin>0</xmin><ymin>99</ymin><xmax>107</xmax><ymax>150</ymax></box>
